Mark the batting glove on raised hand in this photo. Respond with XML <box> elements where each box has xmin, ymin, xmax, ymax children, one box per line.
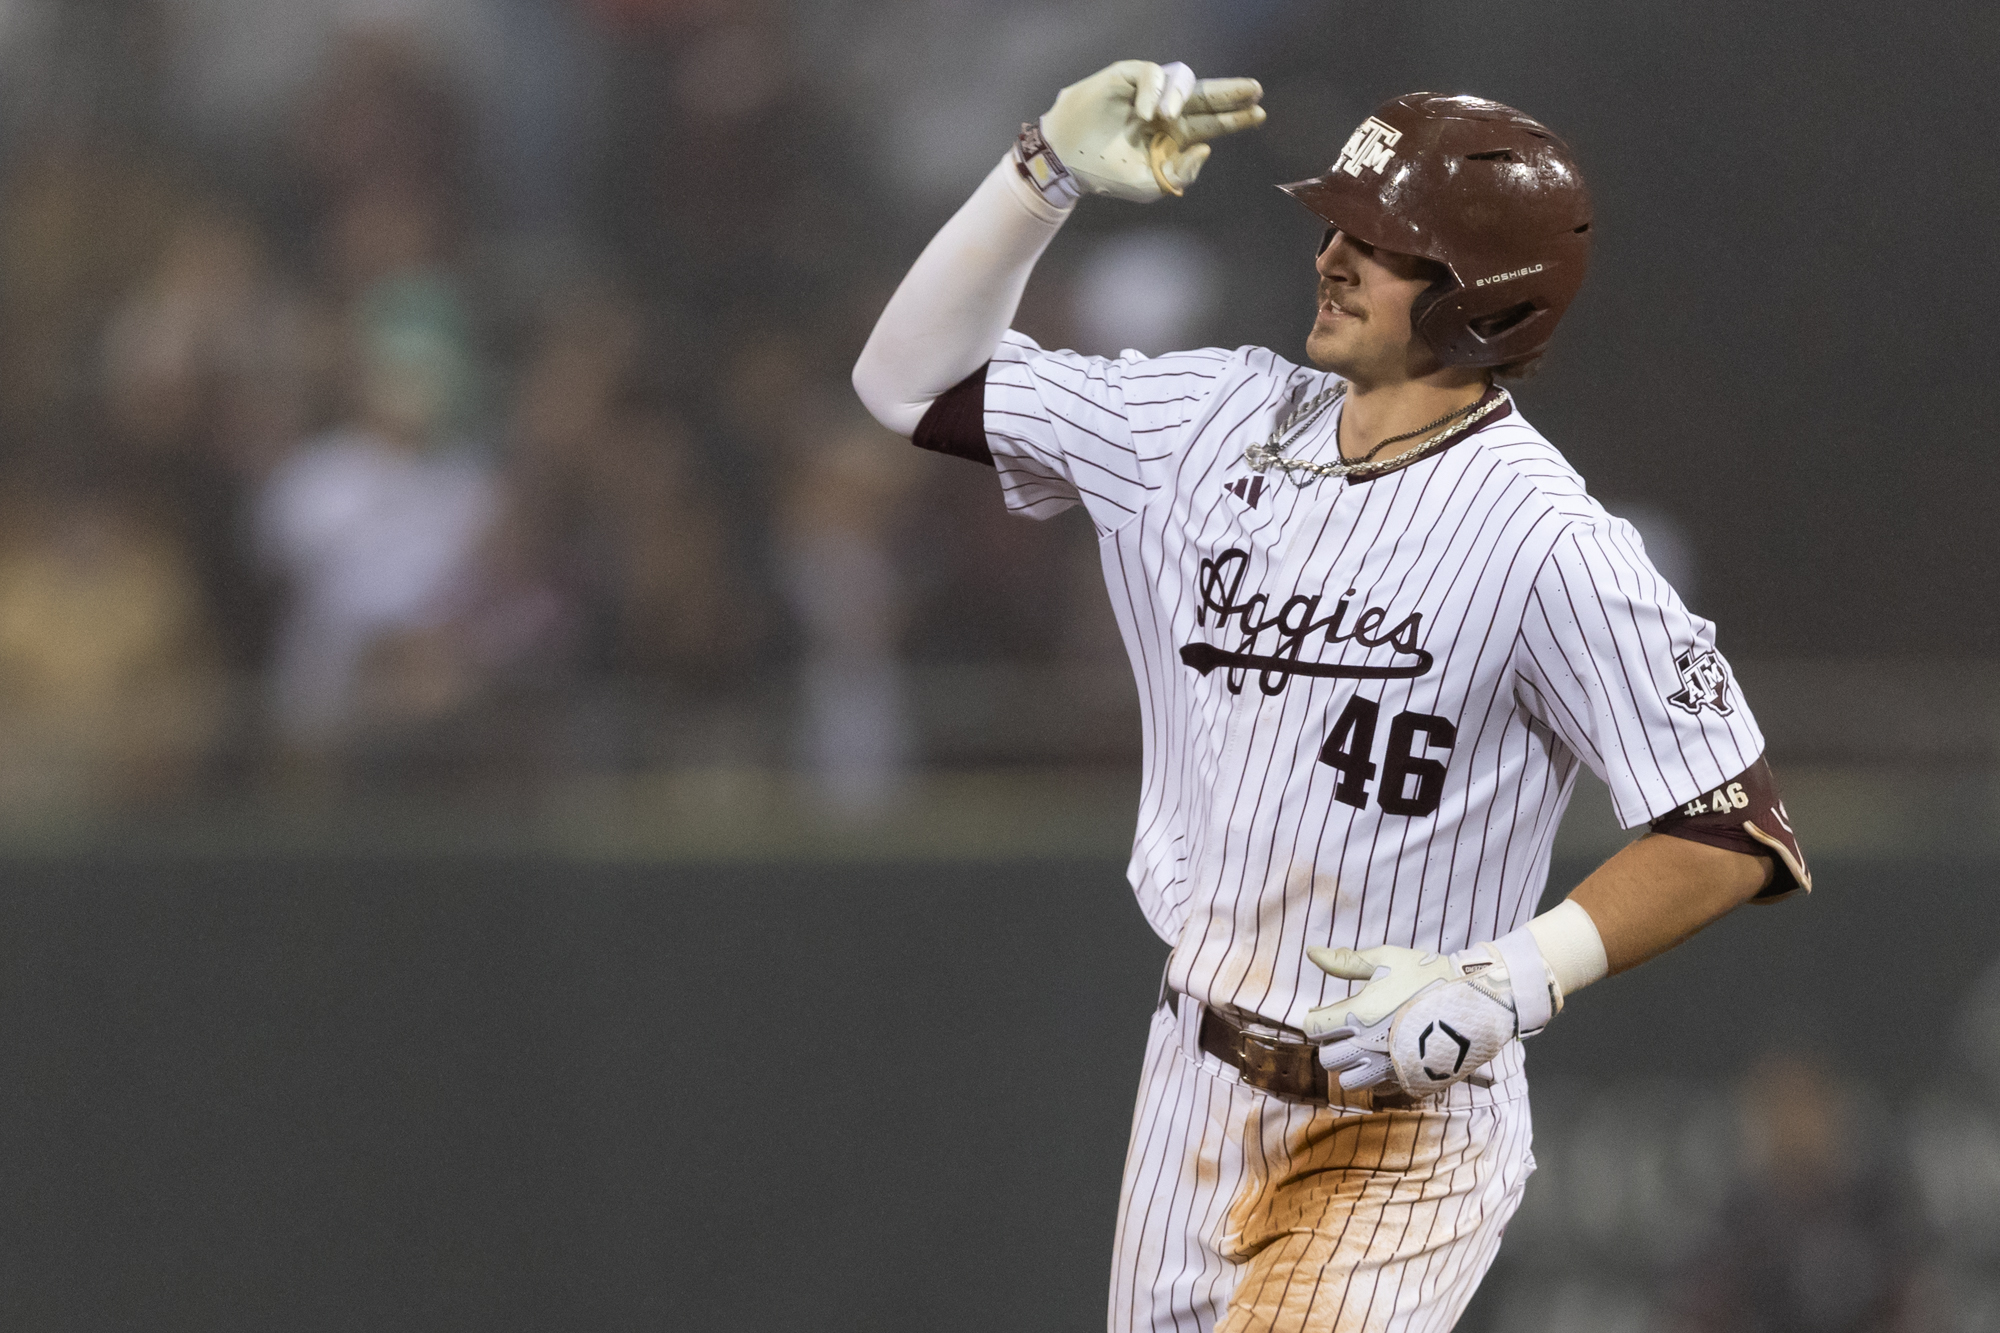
<box><xmin>1035</xmin><ymin>60</ymin><xmax>1265</xmax><ymax>202</ymax></box>
<box><xmin>1301</xmin><ymin>938</ymin><xmax>1560</xmax><ymax>1100</ymax></box>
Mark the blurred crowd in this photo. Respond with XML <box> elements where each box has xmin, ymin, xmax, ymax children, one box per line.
<box><xmin>1463</xmin><ymin>956</ymin><xmax>2000</xmax><ymax>1333</ymax></box>
<box><xmin>1485</xmin><ymin>1049</ymin><xmax>1988</xmax><ymax>1333</ymax></box>
<box><xmin>0</xmin><ymin>0</ymin><xmax>1187</xmax><ymax>819</ymax></box>
<box><xmin>0</xmin><ymin>0</ymin><xmax>1791</xmax><ymax>832</ymax></box>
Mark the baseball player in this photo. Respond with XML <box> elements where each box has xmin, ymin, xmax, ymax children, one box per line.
<box><xmin>853</xmin><ymin>62</ymin><xmax>1811</xmax><ymax>1331</ymax></box>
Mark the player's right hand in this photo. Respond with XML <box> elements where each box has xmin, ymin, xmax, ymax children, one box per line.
<box><xmin>1040</xmin><ymin>60</ymin><xmax>1266</xmax><ymax>202</ymax></box>
<box><xmin>1302</xmin><ymin>945</ymin><xmax>1463</xmax><ymax>1092</ymax></box>
<box><xmin>1303</xmin><ymin>944</ymin><xmax>1523</xmax><ymax>1099</ymax></box>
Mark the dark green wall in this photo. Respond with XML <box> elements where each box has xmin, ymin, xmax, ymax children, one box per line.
<box><xmin>0</xmin><ymin>856</ymin><xmax>1978</xmax><ymax>1329</ymax></box>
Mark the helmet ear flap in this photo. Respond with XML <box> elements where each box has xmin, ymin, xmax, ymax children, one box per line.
<box><xmin>1467</xmin><ymin>302</ymin><xmax>1542</xmax><ymax>341</ymax></box>
<box><xmin>1407</xmin><ymin>264</ymin><xmax>1457</xmax><ymax>328</ymax></box>
<box><xmin>1414</xmin><ymin>254</ymin><xmax>1581</xmax><ymax>368</ymax></box>
<box><xmin>1416</xmin><ymin>288</ymin><xmax>1548</xmax><ymax>366</ymax></box>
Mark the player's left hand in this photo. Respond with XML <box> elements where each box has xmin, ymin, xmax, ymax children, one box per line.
<box><xmin>1039</xmin><ymin>60</ymin><xmax>1266</xmax><ymax>202</ymax></box>
<box><xmin>1302</xmin><ymin>944</ymin><xmax>1528</xmax><ymax>1099</ymax></box>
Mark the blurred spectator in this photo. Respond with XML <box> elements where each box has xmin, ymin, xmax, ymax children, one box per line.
<box><xmin>0</xmin><ymin>478</ymin><xmax>223</xmax><ymax>814</ymax></box>
<box><xmin>1906</xmin><ymin>960</ymin><xmax>2000</xmax><ymax>1265</ymax></box>
<box><xmin>319</xmin><ymin>175</ymin><xmax>459</xmax><ymax>304</ymax></box>
<box><xmin>1071</xmin><ymin>230</ymin><xmax>1223</xmax><ymax>358</ymax></box>
<box><xmin>1675</xmin><ymin>1053</ymin><xmax>1916</xmax><ymax>1333</ymax></box>
<box><xmin>596</xmin><ymin>0</ymin><xmax>877</xmax><ymax>389</ymax></box>
<box><xmin>102</xmin><ymin>203</ymin><xmax>320</xmax><ymax>471</ymax></box>
<box><xmin>0</xmin><ymin>138</ymin><xmax>192</xmax><ymax>445</ymax></box>
<box><xmin>101</xmin><ymin>201</ymin><xmax>327</xmax><ymax>672</ymax></box>
<box><xmin>576</xmin><ymin>0</ymin><xmax>722</xmax><ymax>33</ymax></box>
<box><xmin>295</xmin><ymin>31</ymin><xmax>473</xmax><ymax>299</ymax></box>
<box><xmin>897</xmin><ymin>457</ymin><xmax>1106</xmax><ymax>671</ymax></box>
<box><xmin>778</xmin><ymin>412</ymin><xmax>917</xmax><ymax>816</ymax></box>
<box><xmin>256</xmin><ymin>275</ymin><xmax>499</xmax><ymax>762</ymax></box>
<box><xmin>296</xmin><ymin>29</ymin><xmax>472</xmax><ymax>204</ymax></box>
<box><xmin>505</xmin><ymin>289</ymin><xmax>752</xmax><ymax>689</ymax></box>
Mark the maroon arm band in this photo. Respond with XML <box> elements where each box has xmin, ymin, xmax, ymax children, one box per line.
<box><xmin>911</xmin><ymin>364</ymin><xmax>994</xmax><ymax>468</ymax></box>
<box><xmin>1650</xmin><ymin>755</ymin><xmax>1811</xmax><ymax>902</ymax></box>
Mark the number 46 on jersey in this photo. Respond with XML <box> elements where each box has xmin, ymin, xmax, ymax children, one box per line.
<box><xmin>1318</xmin><ymin>696</ymin><xmax>1457</xmax><ymax>817</ymax></box>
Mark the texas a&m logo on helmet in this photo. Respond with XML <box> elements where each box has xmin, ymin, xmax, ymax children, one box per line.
<box><xmin>1335</xmin><ymin>117</ymin><xmax>1402</xmax><ymax>177</ymax></box>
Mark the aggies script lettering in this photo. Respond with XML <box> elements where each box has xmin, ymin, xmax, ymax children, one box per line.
<box><xmin>1179</xmin><ymin>547</ymin><xmax>1433</xmax><ymax>696</ymax></box>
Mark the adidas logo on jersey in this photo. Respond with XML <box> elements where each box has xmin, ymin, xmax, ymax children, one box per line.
<box><xmin>1225</xmin><ymin>476</ymin><xmax>1266</xmax><ymax>509</ymax></box>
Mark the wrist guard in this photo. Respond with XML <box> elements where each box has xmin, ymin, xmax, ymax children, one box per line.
<box><xmin>1013</xmin><ymin>122</ymin><xmax>1081</xmax><ymax>208</ymax></box>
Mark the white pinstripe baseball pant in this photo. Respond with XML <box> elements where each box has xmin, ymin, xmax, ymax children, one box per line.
<box><xmin>1109</xmin><ymin>1000</ymin><xmax>1536</xmax><ymax>1333</ymax></box>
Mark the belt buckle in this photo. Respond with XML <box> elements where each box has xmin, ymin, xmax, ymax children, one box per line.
<box><xmin>1236</xmin><ymin>1031</ymin><xmax>1295</xmax><ymax>1086</ymax></box>
<box><xmin>1236</xmin><ymin>1028</ymin><xmax>1322</xmax><ymax>1103</ymax></box>
<box><xmin>1191</xmin><ymin>995</ymin><xmax>1424</xmax><ymax>1110</ymax></box>
<box><xmin>1243</xmin><ymin>1024</ymin><xmax>1417</xmax><ymax>1111</ymax></box>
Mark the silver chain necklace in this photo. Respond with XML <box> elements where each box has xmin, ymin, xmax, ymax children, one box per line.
<box><xmin>1243</xmin><ymin>382</ymin><xmax>1512</xmax><ymax>485</ymax></box>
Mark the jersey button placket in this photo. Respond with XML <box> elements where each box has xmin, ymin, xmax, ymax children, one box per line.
<box><xmin>1192</xmin><ymin>495</ymin><xmax>1271</xmax><ymax>891</ymax></box>
<box><xmin>1194</xmin><ymin>641</ymin><xmax>1258</xmax><ymax>894</ymax></box>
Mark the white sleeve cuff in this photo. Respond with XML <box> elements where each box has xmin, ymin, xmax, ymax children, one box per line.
<box><xmin>1527</xmin><ymin>899</ymin><xmax>1611</xmax><ymax>998</ymax></box>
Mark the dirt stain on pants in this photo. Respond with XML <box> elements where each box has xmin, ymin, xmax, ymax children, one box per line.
<box><xmin>1109</xmin><ymin>1004</ymin><xmax>1535</xmax><ymax>1333</ymax></box>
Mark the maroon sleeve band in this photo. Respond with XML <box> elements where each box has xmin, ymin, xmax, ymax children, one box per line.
<box><xmin>1650</xmin><ymin>755</ymin><xmax>1811</xmax><ymax>902</ymax></box>
<box><xmin>911</xmin><ymin>364</ymin><xmax>994</xmax><ymax>468</ymax></box>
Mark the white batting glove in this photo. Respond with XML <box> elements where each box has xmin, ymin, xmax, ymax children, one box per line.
<box><xmin>1302</xmin><ymin>935</ymin><xmax>1561</xmax><ymax>1099</ymax></box>
<box><xmin>1034</xmin><ymin>60</ymin><xmax>1265</xmax><ymax>203</ymax></box>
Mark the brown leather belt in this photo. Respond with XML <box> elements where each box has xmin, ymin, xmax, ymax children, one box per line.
<box><xmin>1170</xmin><ymin>991</ymin><xmax>1419</xmax><ymax>1111</ymax></box>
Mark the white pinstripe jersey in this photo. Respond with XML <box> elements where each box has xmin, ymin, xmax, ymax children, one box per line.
<box><xmin>984</xmin><ymin>331</ymin><xmax>1766</xmax><ymax>1032</ymax></box>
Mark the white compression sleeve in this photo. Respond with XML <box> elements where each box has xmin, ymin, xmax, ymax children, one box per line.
<box><xmin>1526</xmin><ymin>898</ymin><xmax>1611</xmax><ymax>997</ymax></box>
<box><xmin>851</xmin><ymin>154</ymin><xmax>1074</xmax><ymax>437</ymax></box>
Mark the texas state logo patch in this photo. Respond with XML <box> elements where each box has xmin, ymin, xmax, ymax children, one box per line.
<box><xmin>1666</xmin><ymin>648</ymin><xmax>1733</xmax><ymax>717</ymax></box>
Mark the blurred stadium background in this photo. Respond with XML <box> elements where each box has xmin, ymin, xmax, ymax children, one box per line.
<box><xmin>0</xmin><ymin>0</ymin><xmax>1992</xmax><ymax>1328</ymax></box>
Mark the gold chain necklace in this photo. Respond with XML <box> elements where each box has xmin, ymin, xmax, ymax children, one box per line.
<box><xmin>1243</xmin><ymin>383</ymin><xmax>1511</xmax><ymax>485</ymax></box>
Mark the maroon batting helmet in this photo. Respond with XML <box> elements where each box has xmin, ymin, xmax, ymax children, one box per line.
<box><xmin>1279</xmin><ymin>93</ymin><xmax>1593</xmax><ymax>369</ymax></box>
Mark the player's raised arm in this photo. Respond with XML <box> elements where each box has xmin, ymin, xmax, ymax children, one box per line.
<box><xmin>850</xmin><ymin>61</ymin><xmax>1264</xmax><ymax>436</ymax></box>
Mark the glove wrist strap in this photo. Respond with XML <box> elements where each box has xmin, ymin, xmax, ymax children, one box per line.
<box><xmin>1014</xmin><ymin>121</ymin><xmax>1082</xmax><ymax>208</ymax></box>
<box><xmin>1488</xmin><ymin>928</ymin><xmax>1558</xmax><ymax>1037</ymax></box>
